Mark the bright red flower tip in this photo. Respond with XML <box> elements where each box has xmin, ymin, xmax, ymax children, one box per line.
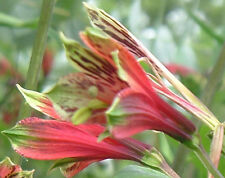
<box><xmin>3</xmin><ymin>117</ymin><xmax>153</xmax><ymax>176</ymax></box>
<box><xmin>42</xmin><ymin>48</ymin><xmax>54</xmax><ymax>77</ymax></box>
<box><xmin>2</xmin><ymin>117</ymin><xmax>153</xmax><ymax>177</ymax></box>
<box><xmin>165</xmin><ymin>63</ymin><xmax>195</xmax><ymax>76</ymax></box>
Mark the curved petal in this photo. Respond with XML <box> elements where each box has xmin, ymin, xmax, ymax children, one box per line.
<box><xmin>17</xmin><ymin>73</ymin><xmax>109</xmax><ymax>122</ymax></box>
<box><xmin>60</xmin><ymin>33</ymin><xmax>128</xmax><ymax>105</ymax></box>
<box><xmin>83</xmin><ymin>3</ymin><xmax>219</xmax><ymax>129</ymax></box>
<box><xmin>81</xmin><ymin>29</ymin><xmax>195</xmax><ymax>134</ymax></box>
<box><xmin>2</xmin><ymin>118</ymin><xmax>145</xmax><ymax>161</ymax></box>
<box><xmin>107</xmin><ymin>88</ymin><xmax>193</xmax><ymax>141</ymax></box>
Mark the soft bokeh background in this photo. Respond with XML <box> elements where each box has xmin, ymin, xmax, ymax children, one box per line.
<box><xmin>0</xmin><ymin>0</ymin><xmax>225</xmax><ymax>177</ymax></box>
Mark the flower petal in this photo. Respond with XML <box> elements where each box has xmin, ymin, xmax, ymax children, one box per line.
<box><xmin>107</xmin><ymin>88</ymin><xmax>192</xmax><ymax>141</ymax></box>
<box><xmin>0</xmin><ymin>157</ymin><xmax>34</xmax><ymax>178</ymax></box>
<box><xmin>2</xmin><ymin>118</ymin><xmax>145</xmax><ymax>161</ymax></box>
<box><xmin>17</xmin><ymin>72</ymin><xmax>108</xmax><ymax>122</ymax></box>
<box><xmin>17</xmin><ymin>84</ymin><xmax>60</xmax><ymax>119</ymax></box>
<box><xmin>81</xmin><ymin>28</ymin><xmax>195</xmax><ymax>134</ymax></box>
<box><xmin>83</xmin><ymin>3</ymin><xmax>219</xmax><ymax>129</ymax></box>
<box><xmin>60</xmin><ymin>33</ymin><xmax>128</xmax><ymax>105</ymax></box>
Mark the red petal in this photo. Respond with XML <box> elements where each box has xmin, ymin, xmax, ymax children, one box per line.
<box><xmin>5</xmin><ymin>118</ymin><xmax>143</xmax><ymax>161</ymax></box>
<box><xmin>81</xmin><ymin>32</ymin><xmax>195</xmax><ymax>133</ymax></box>
<box><xmin>108</xmin><ymin>89</ymin><xmax>192</xmax><ymax>141</ymax></box>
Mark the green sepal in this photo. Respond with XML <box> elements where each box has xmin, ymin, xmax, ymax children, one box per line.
<box><xmin>141</xmin><ymin>148</ymin><xmax>164</xmax><ymax>170</ymax></box>
<box><xmin>111</xmin><ymin>50</ymin><xmax>128</xmax><ymax>82</ymax></box>
<box><xmin>15</xmin><ymin>170</ymin><xmax>34</xmax><ymax>178</ymax></box>
<box><xmin>72</xmin><ymin>99</ymin><xmax>107</xmax><ymax>125</ymax></box>
<box><xmin>17</xmin><ymin>84</ymin><xmax>49</xmax><ymax>115</ymax></box>
<box><xmin>83</xmin><ymin>27</ymin><xmax>109</xmax><ymax>40</ymax></box>
<box><xmin>49</xmin><ymin>158</ymin><xmax>77</xmax><ymax>172</ymax></box>
<box><xmin>106</xmin><ymin>96</ymin><xmax>127</xmax><ymax>127</ymax></box>
<box><xmin>97</xmin><ymin>130</ymin><xmax>110</xmax><ymax>142</ymax></box>
<box><xmin>1</xmin><ymin>124</ymin><xmax>35</xmax><ymax>150</ymax></box>
<box><xmin>72</xmin><ymin>107</ymin><xmax>92</xmax><ymax>125</ymax></box>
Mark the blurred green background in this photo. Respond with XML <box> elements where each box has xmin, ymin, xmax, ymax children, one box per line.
<box><xmin>0</xmin><ymin>0</ymin><xmax>225</xmax><ymax>177</ymax></box>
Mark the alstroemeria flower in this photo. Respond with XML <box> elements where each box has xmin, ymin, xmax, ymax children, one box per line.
<box><xmin>0</xmin><ymin>157</ymin><xmax>34</xmax><ymax>178</ymax></box>
<box><xmin>17</xmin><ymin>28</ymin><xmax>195</xmax><ymax>142</ymax></box>
<box><xmin>74</xmin><ymin>27</ymin><xmax>194</xmax><ymax>141</ymax></box>
<box><xmin>17</xmin><ymin>18</ymin><xmax>196</xmax><ymax>143</ymax></box>
<box><xmin>83</xmin><ymin>3</ymin><xmax>220</xmax><ymax>130</ymax></box>
<box><xmin>16</xmin><ymin>3</ymin><xmax>197</xmax><ymax>143</ymax></box>
<box><xmin>2</xmin><ymin>117</ymin><xmax>169</xmax><ymax>178</ymax></box>
<box><xmin>16</xmin><ymin>34</ymin><xmax>128</xmax><ymax>123</ymax></box>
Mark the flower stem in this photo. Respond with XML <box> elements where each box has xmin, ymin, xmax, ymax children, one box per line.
<box><xmin>173</xmin><ymin>43</ymin><xmax>225</xmax><ymax>175</ymax></box>
<box><xmin>142</xmin><ymin>148</ymin><xmax>180</xmax><ymax>178</ymax></box>
<box><xmin>160</xmin><ymin>159</ymin><xmax>180</xmax><ymax>178</ymax></box>
<box><xmin>194</xmin><ymin>144</ymin><xmax>223</xmax><ymax>178</ymax></box>
<box><xmin>18</xmin><ymin>0</ymin><xmax>56</xmax><ymax>119</ymax></box>
<box><xmin>201</xmin><ymin>43</ymin><xmax>225</xmax><ymax>107</ymax></box>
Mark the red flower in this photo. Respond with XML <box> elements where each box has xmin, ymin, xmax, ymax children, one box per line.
<box><xmin>0</xmin><ymin>157</ymin><xmax>33</xmax><ymax>178</ymax></box>
<box><xmin>165</xmin><ymin>63</ymin><xmax>195</xmax><ymax>76</ymax></box>
<box><xmin>83</xmin><ymin>3</ymin><xmax>219</xmax><ymax>130</ymax></box>
<box><xmin>16</xmin><ymin>27</ymin><xmax>195</xmax><ymax>143</ymax></box>
<box><xmin>17</xmin><ymin>27</ymin><xmax>195</xmax><ymax>142</ymax></box>
<box><xmin>77</xmin><ymin>27</ymin><xmax>195</xmax><ymax>141</ymax></box>
<box><xmin>2</xmin><ymin>117</ymin><xmax>154</xmax><ymax>177</ymax></box>
<box><xmin>42</xmin><ymin>48</ymin><xmax>54</xmax><ymax>77</ymax></box>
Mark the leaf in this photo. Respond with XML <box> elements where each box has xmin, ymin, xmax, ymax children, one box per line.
<box><xmin>0</xmin><ymin>12</ymin><xmax>37</xmax><ymax>28</ymax></box>
<box><xmin>113</xmin><ymin>165</ymin><xmax>169</xmax><ymax>178</ymax></box>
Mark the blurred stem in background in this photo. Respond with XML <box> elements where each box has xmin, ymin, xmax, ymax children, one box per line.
<box><xmin>18</xmin><ymin>0</ymin><xmax>56</xmax><ymax>120</ymax></box>
<box><xmin>173</xmin><ymin>7</ymin><xmax>225</xmax><ymax>175</ymax></box>
<box><xmin>202</xmin><ymin>43</ymin><xmax>225</xmax><ymax>107</ymax></box>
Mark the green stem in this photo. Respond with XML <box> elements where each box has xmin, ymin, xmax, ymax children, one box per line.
<box><xmin>160</xmin><ymin>159</ymin><xmax>180</xmax><ymax>178</ymax></box>
<box><xmin>142</xmin><ymin>148</ymin><xmax>180</xmax><ymax>178</ymax></box>
<box><xmin>173</xmin><ymin>39</ymin><xmax>225</xmax><ymax>177</ymax></box>
<box><xmin>172</xmin><ymin>144</ymin><xmax>189</xmax><ymax>174</ymax></box>
<box><xmin>201</xmin><ymin>43</ymin><xmax>225</xmax><ymax>107</ymax></box>
<box><xmin>186</xmin><ymin>9</ymin><xmax>224</xmax><ymax>44</ymax></box>
<box><xmin>18</xmin><ymin>0</ymin><xmax>56</xmax><ymax>119</ymax></box>
<box><xmin>194</xmin><ymin>144</ymin><xmax>223</xmax><ymax>178</ymax></box>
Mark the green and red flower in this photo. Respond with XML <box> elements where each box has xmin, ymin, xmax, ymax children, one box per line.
<box><xmin>0</xmin><ymin>157</ymin><xmax>34</xmax><ymax>178</ymax></box>
<box><xmin>3</xmin><ymin>3</ymin><xmax>211</xmax><ymax>178</ymax></box>
<box><xmin>2</xmin><ymin>117</ymin><xmax>168</xmax><ymax>177</ymax></box>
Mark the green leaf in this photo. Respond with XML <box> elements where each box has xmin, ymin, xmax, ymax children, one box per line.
<box><xmin>0</xmin><ymin>12</ymin><xmax>37</xmax><ymax>28</ymax></box>
<box><xmin>113</xmin><ymin>165</ymin><xmax>169</xmax><ymax>178</ymax></box>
